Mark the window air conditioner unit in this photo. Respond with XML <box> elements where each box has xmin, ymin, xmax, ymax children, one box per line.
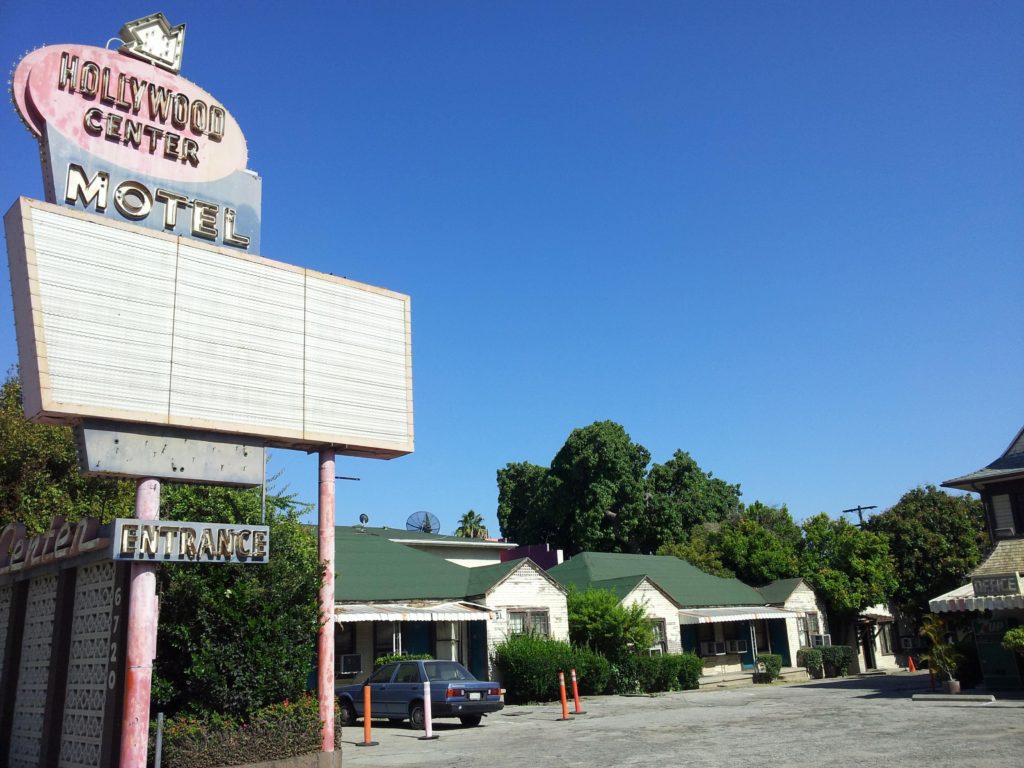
<box><xmin>340</xmin><ymin>653</ymin><xmax>362</xmax><ymax>675</ymax></box>
<box><xmin>701</xmin><ymin>641</ymin><xmax>727</xmax><ymax>656</ymax></box>
<box><xmin>811</xmin><ymin>634</ymin><xmax>831</xmax><ymax>648</ymax></box>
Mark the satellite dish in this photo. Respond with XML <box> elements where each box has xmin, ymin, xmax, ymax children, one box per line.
<box><xmin>359</xmin><ymin>513</ymin><xmax>369</xmax><ymax>525</ymax></box>
<box><xmin>406</xmin><ymin>511</ymin><xmax>441</xmax><ymax>534</ymax></box>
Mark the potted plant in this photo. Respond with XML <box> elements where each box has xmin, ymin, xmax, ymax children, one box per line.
<box><xmin>920</xmin><ymin>615</ymin><xmax>963</xmax><ymax>694</ymax></box>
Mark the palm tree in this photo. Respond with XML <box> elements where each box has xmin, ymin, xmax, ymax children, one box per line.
<box><xmin>455</xmin><ymin>510</ymin><xmax>488</xmax><ymax>540</ymax></box>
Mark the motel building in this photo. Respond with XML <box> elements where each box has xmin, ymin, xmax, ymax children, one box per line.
<box><xmin>929</xmin><ymin>426</ymin><xmax>1024</xmax><ymax>689</ymax></box>
<box><xmin>329</xmin><ymin>527</ymin><xmax>569</xmax><ymax>684</ymax></box>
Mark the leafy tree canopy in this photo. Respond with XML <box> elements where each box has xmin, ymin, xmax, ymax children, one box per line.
<box><xmin>548</xmin><ymin>421</ymin><xmax>651</xmax><ymax>555</ymax></box>
<box><xmin>0</xmin><ymin>372</ymin><xmax>134</xmax><ymax>531</ymax></box>
<box><xmin>716</xmin><ymin>502</ymin><xmax>802</xmax><ymax>586</ymax></box>
<box><xmin>154</xmin><ymin>484</ymin><xmax>322</xmax><ymax>716</ymax></box>
<box><xmin>566</xmin><ymin>586</ymin><xmax>654</xmax><ymax>664</ymax></box>
<box><xmin>865</xmin><ymin>485</ymin><xmax>987</xmax><ymax>623</ymax></box>
<box><xmin>657</xmin><ymin>525</ymin><xmax>734</xmax><ymax>579</ymax></box>
<box><xmin>497</xmin><ymin>421</ymin><xmax>742</xmax><ymax>556</ymax></box>
<box><xmin>496</xmin><ymin>460</ymin><xmax>551</xmax><ymax>545</ymax></box>
<box><xmin>455</xmin><ymin>509</ymin><xmax>488</xmax><ymax>539</ymax></box>
<box><xmin>799</xmin><ymin>513</ymin><xmax>897</xmax><ymax>620</ymax></box>
<box><xmin>646</xmin><ymin>450</ymin><xmax>742</xmax><ymax>533</ymax></box>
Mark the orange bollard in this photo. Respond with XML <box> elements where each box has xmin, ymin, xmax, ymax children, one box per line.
<box><xmin>908</xmin><ymin>656</ymin><xmax>917</xmax><ymax>672</ymax></box>
<box><xmin>356</xmin><ymin>684</ymin><xmax>378</xmax><ymax>747</ymax></box>
<box><xmin>558</xmin><ymin>671</ymin><xmax>571</xmax><ymax>721</ymax></box>
<box><xmin>570</xmin><ymin>668</ymin><xmax>587</xmax><ymax>714</ymax></box>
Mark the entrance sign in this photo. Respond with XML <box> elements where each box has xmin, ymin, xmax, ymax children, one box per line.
<box><xmin>112</xmin><ymin>519</ymin><xmax>269</xmax><ymax>563</ymax></box>
<box><xmin>6</xmin><ymin>198</ymin><xmax>415</xmax><ymax>458</ymax></box>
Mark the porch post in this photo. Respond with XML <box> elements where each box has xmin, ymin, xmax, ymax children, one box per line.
<box><xmin>318</xmin><ymin>449</ymin><xmax>336</xmax><ymax>753</ymax></box>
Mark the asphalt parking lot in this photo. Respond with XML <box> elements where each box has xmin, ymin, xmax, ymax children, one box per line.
<box><xmin>335</xmin><ymin>672</ymin><xmax>1024</xmax><ymax>768</ymax></box>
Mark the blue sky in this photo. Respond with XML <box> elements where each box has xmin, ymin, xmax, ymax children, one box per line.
<box><xmin>2</xmin><ymin>1</ymin><xmax>1021</xmax><ymax>536</ymax></box>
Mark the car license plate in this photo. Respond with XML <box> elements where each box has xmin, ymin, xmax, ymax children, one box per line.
<box><xmin>468</xmin><ymin>692</ymin><xmax>481</xmax><ymax>700</ymax></box>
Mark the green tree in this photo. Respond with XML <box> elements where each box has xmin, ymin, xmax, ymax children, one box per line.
<box><xmin>566</xmin><ymin>587</ymin><xmax>654</xmax><ymax>663</ymax></box>
<box><xmin>547</xmin><ymin>421</ymin><xmax>651</xmax><ymax>555</ymax></box>
<box><xmin>716</xmin><ymin>502</ymin><xmax>802</xmax><ymax>586</ymax></box>
<box><xmin>153</xmin><ymin>483</ymin><xmax>322</xmax><ymax>716</ymax></box>
<box><xmin>0</xmin><ymin>372</ymin><xmax>134</xmax><ymax>532</ymax></box>
<box><xmin>645</xmin><ymin>450</ymin><xmax>742</xmax><ymax>536</ymax></box>
<box><xmin>455</xmin><ymin>509</ymin><xmax>488</xmax><ymax>539</ymax></box>
<box><xmin>496</xmin><ymin>460</ymin><xmax>552</xmax><ymax>544</ymax></box>
<box><xmin>799</xmin><ymin>513</ymin><xmax>897</xmax><ymax>645</ymax></box>
<box><xmin>865</xmin><ymin>486</ymin><xmax>987</xmax><ymax>625</ymax></box>
<box><xmin>657</xmin><ymin>525</ymin><xmax>734</xmax><ymax>578</ymax></box>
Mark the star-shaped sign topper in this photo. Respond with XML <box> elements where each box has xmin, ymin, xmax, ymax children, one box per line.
<box><xmin>119</xmin><ymin>13</ymin><xmax>186</xmax><ymax>73</ymax></box>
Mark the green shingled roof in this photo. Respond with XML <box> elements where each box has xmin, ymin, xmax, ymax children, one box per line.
<box><xmin>464</xmin><ymin>558</ymin><xmax>527</xmax><ymax>597</ymax></box>
<box><xmin>325</xmin><ymin>527</ymin><xmax>526</xmax><ymax>602</ymax></box>
<box><xmin>757</xmin><ymin>577</ymin><xmax>804</xmax><ymax>605</ymax></box>
<box><xmin>589</xmin><ymin>575</ymin><xmax>650</xmax><ymax>602</ymax></box>
<box><xmin>548</xmin><ymin>552</ymin><xmax>765</xmax><ymax>607</ymax></box>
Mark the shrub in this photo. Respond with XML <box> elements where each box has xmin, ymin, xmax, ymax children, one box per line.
<box><xmin>373</xmin><ymin>652</ymin><xmax>432</xmax><ymax>669</ymax></box>
<box><xmin>676</xmin><ymin>653</ymin><xmax>703</xmax><ymax>690</ymax></box>
<box><xmin>569</xmin><ymin>644</ymin><xmax>613</xmax><ymax>696</ymax></box>
<box><xmin>607</xmin><ymin>653</ymin><xmax>702</xmax><ymax>694</ymax></box>
<box><xmin>494</xmin><ymin>633</ymin><xmax>568</xmax><ymax>703</ymax></box>
<box><xmin>151</xmin><ymin>694</ymin><xmax>341</xmax><ymax>768</ymax></box>
<box><xmin>819</xmin><ymin>645</ymin><xmax>854</xmax><ymax>677</ymax></box>
<box><xmin>1002</xmin><ymin>626</ymin><xmax>1024</xmax><ymax>656</ymax></box>
<box><xmin>755</xmin><ymin>653</ymin><xmax>782</xmax><ymax>683</ymax></box>
<box><xmin>567</xmin><ymin>587</ymin><xmax>654</xmax><ymax>664</ymax></box>
<box><xmin>796</xmin><ymin>647</ymin><xmax>823</xmax><ymax>678</ymax></box>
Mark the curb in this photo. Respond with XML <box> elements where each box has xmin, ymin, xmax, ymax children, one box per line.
<box><xmin>912</xmin><ymin>693</ymin><xmax>995</xmax><ymax>703</ymax></box>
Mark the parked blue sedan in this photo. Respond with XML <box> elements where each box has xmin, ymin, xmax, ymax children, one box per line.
<box><xmin>336</xmin><ymin>659</ymin><xmax>504</xmax><ymax>728</ymax></box>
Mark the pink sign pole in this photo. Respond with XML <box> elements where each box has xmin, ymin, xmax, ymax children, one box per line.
<box><xmin>319</xmin><ymin>449</ymin><xmax>336</xmax><ymax>754</ymax></box>
<box><xmin>119</xmin><ymin>477</ymin><xmax>161</xmax><ymax>768</ymax></box>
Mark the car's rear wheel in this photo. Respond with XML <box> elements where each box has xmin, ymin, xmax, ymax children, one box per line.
<box><xmin>339</xmin><ymin>700</ymin><xmax>357</xmax><ymax>726</ymax></box>
<box><xmin>459</xmin><ymin>715</ymin><xmax>482</xmax><ymax>727</ymax></box>
<box><xmin>408</xmin><ymin>701</ymin><xmax>425</xmax><ymax>729</ymax></box>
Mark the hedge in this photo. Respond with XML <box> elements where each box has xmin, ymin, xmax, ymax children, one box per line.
<box><xmin>493</xmin><ymin>634</ymin><xmax>610</xmax><ymax>703</ymax></box>
<box><xmin>819</xmin><ymin>645</ymin><xmax>854</xmax><ymax>677</ymax></box>
<box><xmin>150</xmin><ymin>693</ymin><xmax>343</xmax><ymax>768</ymax></box>
<box><xmin>796</xmin><ymin>647</ymin><xmax>823</xmax><ymax>678</ymax></box>
<box><xmin>755</xmin><ymin>653</ymin><xmax>782</xmax><ymax>683</ymax></box>
<box><xmin>373</xmin><ymin>652</ymin><xmax>432</xmax><ymax>669</ymax></box>
<box><xmin>493</xmin><ymin>634</ymin><xmax>702</xmax><ymax>701</ymax></box>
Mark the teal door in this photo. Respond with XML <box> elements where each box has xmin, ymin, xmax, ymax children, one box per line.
<box><xmin>468</xmin><ymin>621</ymin><xmax>488</xmax><ymax>678</ymax></box>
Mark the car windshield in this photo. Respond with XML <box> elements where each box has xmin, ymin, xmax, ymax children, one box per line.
<box><xmin>422</xmin><ymin>661</ymin><xmax>476</xmax><ymax>682</ymax></box>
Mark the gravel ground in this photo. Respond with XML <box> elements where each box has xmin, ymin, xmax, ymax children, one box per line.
<box><xmin>333</xmin><ymin>672</ymin><xmax>1024</xmax><ymax>768</ymax></box>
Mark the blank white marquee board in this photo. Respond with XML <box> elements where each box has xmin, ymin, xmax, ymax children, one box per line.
<box><xmin>5</xmin><ymin>198</ymin><xmax>414</xmax><ymax>458</ymax></box>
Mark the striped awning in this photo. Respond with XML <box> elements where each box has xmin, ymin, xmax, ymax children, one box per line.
<box><xmin>677</xmin><ymin>606</ymin><xmax>803</xmax><ymax>625</ymax></box>
<box><xmin>334</xmin><ymin>600</ymin><xmax>492</xmax><ymax>622</ymax></box>
<box><xmin>929</xmin><ymin>583</ymin><xmax>1024</xmax><ymax>613</ymax></box>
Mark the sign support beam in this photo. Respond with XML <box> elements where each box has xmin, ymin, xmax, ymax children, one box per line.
<box><xmin>119</xmin><ymin>478</ymin><xmax>160</xmax><ymax>768</ymax></box>
<box><xmin>318</xmin><ymin>450</ymin><xmax>336</xmax><ymax>755</ymax></box>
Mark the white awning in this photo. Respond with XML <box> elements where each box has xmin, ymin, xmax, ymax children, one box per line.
<box><xmin>334</xmin><ymin>600</ymin><xmax>492</xmax><ymax>623</ymax></box>
<box><xmin>930</xmin><ymin>583</ymin><xmax>1024</xmax><ymax>613</ymax></box>
<box><xmin>677</xmin><ymin>606</ymin><xmax>803</xmax><ymax>625</ymax></box>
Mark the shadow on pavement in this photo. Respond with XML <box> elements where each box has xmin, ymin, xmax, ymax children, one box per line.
<box><xmin>789</xmin><ymin>673</ymin><xmax>934</xmax><ymax>699</ymax></box>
